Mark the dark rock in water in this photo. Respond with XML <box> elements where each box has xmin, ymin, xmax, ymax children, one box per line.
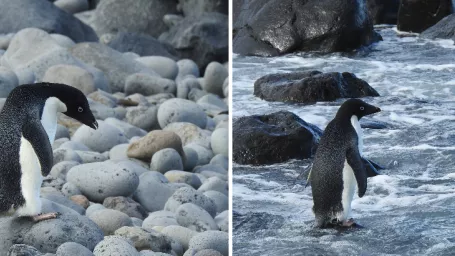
<box><xmin>92</xmin><ymin>0</ymin><xmax>178</xmax><ymax>38</ymax></box>
<box><xmin>367</xmin><ymin>0</ymin><xmax>399</xmax><ymax>25</ymax></box>
<box><xmin>179</xmin><ymin>0</ymin><xmax>228</xmax><ymax>17</ymax></box>
<box><xmin>420</xmin><ymin>14</ymin><xmax>455</xmax><ymax>40</ymax></box>
<box><xmin>397</xmin><ymin>0</ymin><xmax>452</xmax><ymax>33</ymax></box>
<box><xmin>360</xmin><ymin>119</ymin><xmax>390</xmax><ymax>129</ymax></box>
<box><xmin>159</xmin><ymin>12</ymin><xmax>228</xmax><ymax>70</ymax></box>
<box><xmin>8</xmin><ymin>244</ymin><xmax>41</xmax><ymax>256</ymax></box>
<box><xmin>233</xmin><ymin>111</ymin><xmax>322</xmax><ymax>165</ymax></box>
<box><xmin>104</xmin><ymin>32</ymin><xmax>177</xmax><ymax>59</ymax></box>
<box><xmin>0</xmin><ymin>205</ymin><xmax>103</xmax><ymax>254</ymax></box>
<box><xmin>0</xmin><ymin>0</ymin><xmax>98</xmax><ymax>43</ymax></box>
<box><xmin>253</xmin><ymin>71</ymin><xmax>379</xmax><ymax>104</ymax></box>
<box><xmin>233</xmin><ymin>0</ymin><xmax>381</xmax><ymax>57</ymax></box>
<box><xmin>233</xmin><ymin>0</ymin><xmax>247</xmax><ymax>24</ymax></box>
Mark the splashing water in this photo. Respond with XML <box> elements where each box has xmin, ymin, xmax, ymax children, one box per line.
<box><xmin>233</xmin><ymin>27</ymin><xmax>455</xmax><ymax>256</ymax></box>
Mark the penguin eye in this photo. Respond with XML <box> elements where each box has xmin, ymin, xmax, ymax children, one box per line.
<box><xmin>360</xmin><ymin>106</ymin><xmax>364</xmax><ymax>111</ymax></box>
<box><xmin>78</xmin><ymin>107</ymin><xmax>83</xmax><ymax>113</ymax></box>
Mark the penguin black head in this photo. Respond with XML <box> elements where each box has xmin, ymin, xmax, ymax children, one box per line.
<box><xmin>39</xmin><ymin>83</ymin><xmax>98</xmax><ymax>130</ymax></box>
<box><xmin>336</xmin><ymin>99</ymin><xmax>381</xmax><ymax>120</ymax></box>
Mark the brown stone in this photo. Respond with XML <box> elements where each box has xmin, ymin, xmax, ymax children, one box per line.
<box><xmin>127</xmin><ymin>130</ymin><xmax>184</xmax><ymax>161</ymax></box>
<box><xmin>70</xmin><ymin>195</ymin><xmax>90</xmax><ymax>209</ymax></box>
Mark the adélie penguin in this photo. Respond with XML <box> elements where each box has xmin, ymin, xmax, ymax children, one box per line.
<box><xmin>0</xmin><ymin>83</ymin><xmax>97</xmax><ymax>221</ymax></box>
<box><xmin>310</xmin><ymin>99</ymin><xmax>381</xmax><ymax>228</ymax></box>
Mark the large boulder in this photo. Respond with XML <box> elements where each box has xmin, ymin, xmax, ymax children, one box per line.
<box><xmin>397</xmin><ymin>0</ymin><xmax>452</xmax><ymax>33</ymax></box>
<box><xmin>420</xmin><ymin>14</ymin><xmax>455</xmax><ymax>40</ymax></box>
<box><xmin>254</xmin><ymin>71</ymin><xmax>379</xmax><ymax>104</ymax></box>
<box><xmin>1</xmin><ymin>28</ymin><xmax>102</xmax><ymax>82</ymax></box>
<box><xmin>92</xmin><ymin>0</ymin><xmax>177</xmax><ymax>38</ymax></box>
<box><xmin>159</xmin><ymin>12</ymin><xmax>228</xmax><ymax>70</ymax></box>
<box><xmin>103</xmin><ymin>32</ymin><xmax>177</xmax><ymax>59</ymax></box>
<box><xmin>70</xmin><ymin>42</ymin><xmax>155</xmax><ymax>92</ymax></box>
<box><xmin>42</xmin><ymin>64</ymin><xmax>110</xmax><ymax>95</ymax></box>
<box><xmin>66</xmin><ymin>161</ymin><xmax>139</xmax><ymax>202</ymax></box>
<box><xmin>0</xmin><ymin>0</ymin><xmax>97</xmax><ymax>43</ymax></box>
<box><xmin>367</xmin><ymin>0</ymin><xmax>399</xmax><ymax>25</ymax></box>
<box><xmin>233</xmin><ymin>111</ymin><xmax>322</xmax><ymax>165</ymax></box>
<box><xmin>233</xmin><ymin>0</ymin><xmax>381</xmax><ymax>56</ymax></box>
<box><xmin>0</xmin><ymin>205</ymin><xmax>103</xmax><ymax>254</ymax></box>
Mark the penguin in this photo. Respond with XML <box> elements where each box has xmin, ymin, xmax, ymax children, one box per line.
<box><xmin>0</xmin><ymin>83</ymin><xmax>97</xmax><ymax>221</ymax></box>
<box><xmin>310</xmin><ymin>99</ymin><xmax>381</xmax><ymax>228</ymax></box>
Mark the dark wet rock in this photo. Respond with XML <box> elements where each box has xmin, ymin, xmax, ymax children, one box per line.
<box><xmin>254</xmin><ymin>71</ymin><xmax>379</xmax><ymax>104</ymax></box>
<box><xmin>0</xmin><ymin>0</ymin><xmax>98</xmax><ymax>43</ymax></box>
<box><xmin>367</xmin><ymin>0</ymin><xmax>399</xmax><ymax>25</ymax></box>
<box><xmin>104</xmin><ymin>32</ymin><xmax>177</xmax><ymax>59</ymax></box>
<box><xmin>92</xmin><ymin>0</ymin><xmax>177</xmax><ymax>38</ymax></box>
<box><xmin>233</xmin><ymin>0</ymin><xmax>381</xmax><ymax>56</ymax></box>
<box><xmin>360</xmin><ymin>118</ymin><xmax>391</xmax><ymax>129</ymax></box>
<box><xmin>233</xmin><ymin>111</ymin><xmax>322</xmax><ymax>165</ymax></box>
<box><xmin>420</xmin><ymin>14</ymin><xmax>455</xmax><ymax>40</ymax></box>
<box><xmin>159</xmin><ymin>12</ymin><xmax>228</xmax><ymax>70</ymax></box>
<box><xmin>397</xmin><ymin>0</ymin><xmax>452</xmax><ymax>33</ymax></box>
<box><xmin>179</xmin><ymin>0</ymin><xmax>228</xmax><ymax>17</ymax></box>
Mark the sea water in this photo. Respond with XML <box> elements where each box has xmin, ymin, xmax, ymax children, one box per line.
<box><xmin>232</xmin><ymin>26</ymin><xmax>455</xmax><ymax>256</ymax></box>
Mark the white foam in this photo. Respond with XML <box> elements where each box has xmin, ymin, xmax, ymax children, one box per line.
<box><xmin>389</xmin><ymin>112</ymin><xmax>425</xmax><ymax>125</ymax></box>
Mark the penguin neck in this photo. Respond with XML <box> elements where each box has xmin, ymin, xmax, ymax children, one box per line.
<box><xmin>41</xmin><ymin>97</ymin><xmax>67</xmax><ymax>143</ymax></box>
<box><xmin>350</xmin><ymin>115</ymin><xmax>363</xmax><ymax>155</ymax></box>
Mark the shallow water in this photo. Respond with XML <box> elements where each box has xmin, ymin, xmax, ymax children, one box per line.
<box><xmin>232</xmin><ymin>26</ymin><xmax>455</xmax><ymax>256</ymax></box>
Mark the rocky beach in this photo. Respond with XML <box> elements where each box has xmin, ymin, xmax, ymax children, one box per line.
<box><xmin>0</xmin><ymin>0</ymin><xmax>229</xmax><ymax>255</ymax></box>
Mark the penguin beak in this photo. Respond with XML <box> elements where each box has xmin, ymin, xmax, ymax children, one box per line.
<box><xmin>89</xmin><ymin>121</ymin><xmax>98</xmax><ymax>130</ymax></box>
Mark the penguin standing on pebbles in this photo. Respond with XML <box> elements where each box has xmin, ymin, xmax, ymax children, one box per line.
<box><xmin>0</xmin><ymin>83</ymin><xmax>97</xmax><ymax>222</ymax></box>
<box><xmin>310</xmin><ymin>99</ymin><xmax>381</xmax><ymax>228</ymax></box>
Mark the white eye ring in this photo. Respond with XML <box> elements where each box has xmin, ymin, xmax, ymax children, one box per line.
<box><xmin>360</xmin><ymin>106</ymin><xmax>364</xmax><ymax>110</ymax></box>
<box><xmin>78</xmin><ymin>107</ymin><xmax>83</xmax><ymax>113</ymax></box>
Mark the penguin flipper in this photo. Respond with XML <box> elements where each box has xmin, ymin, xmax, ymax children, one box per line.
<box><xmin>22</xmin><ymin>119</ymin><xmax>53</xmax><ymax>176</ymax></box>
<box><xmin>362</xmin><ymin>158</ymin><xmax>380</xmax><ymax>177</ymax></box>
<box><xmin>346</xmin><ymin>147</ymin><xmax>367</xmax><ymax>197</ymax></box>
<box><xmin>367</xmin><ymin>159</ymin><xmax>385</xmax><ymax>170</ymax></box>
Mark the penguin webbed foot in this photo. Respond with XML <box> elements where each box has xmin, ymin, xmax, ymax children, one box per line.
<box><xmin>31</xmin><ymin>212</ymin><xmax>61</xmax><ymax>222</ymax></box>
<box><xmin>327</xmin><ymin>218</ymin><xmax>363</xmax><ymax>229</ymax></box>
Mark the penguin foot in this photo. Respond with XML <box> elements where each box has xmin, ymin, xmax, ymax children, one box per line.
<box><xmin>341</xmin><ymin>218</ymin><xmax>355</xmax><ymax>227</ymax></box>
<box><xmin>32</xmin><ymin>212</ymin><xmax>61</xmax><ymax>222</ymax></box>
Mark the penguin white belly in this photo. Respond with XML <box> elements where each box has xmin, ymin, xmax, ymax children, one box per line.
<box><xmin>351</xmin><ymin>116</ymin><xmax>363</xmax><ymax>155</ymax></box>
<box><xmin>15</xmin><ymin>137</ymin><xmax>43</xmax><ymax>216</ymax></box>
<box><xmin>337</xmin><ymin>160</ymin><xmax>357</xmax><ymax>221</ymax></box>
<box><xmin>41</xmin><ymin>97</ymin><xmax>67</xmax><ymax>143</ymax></box>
